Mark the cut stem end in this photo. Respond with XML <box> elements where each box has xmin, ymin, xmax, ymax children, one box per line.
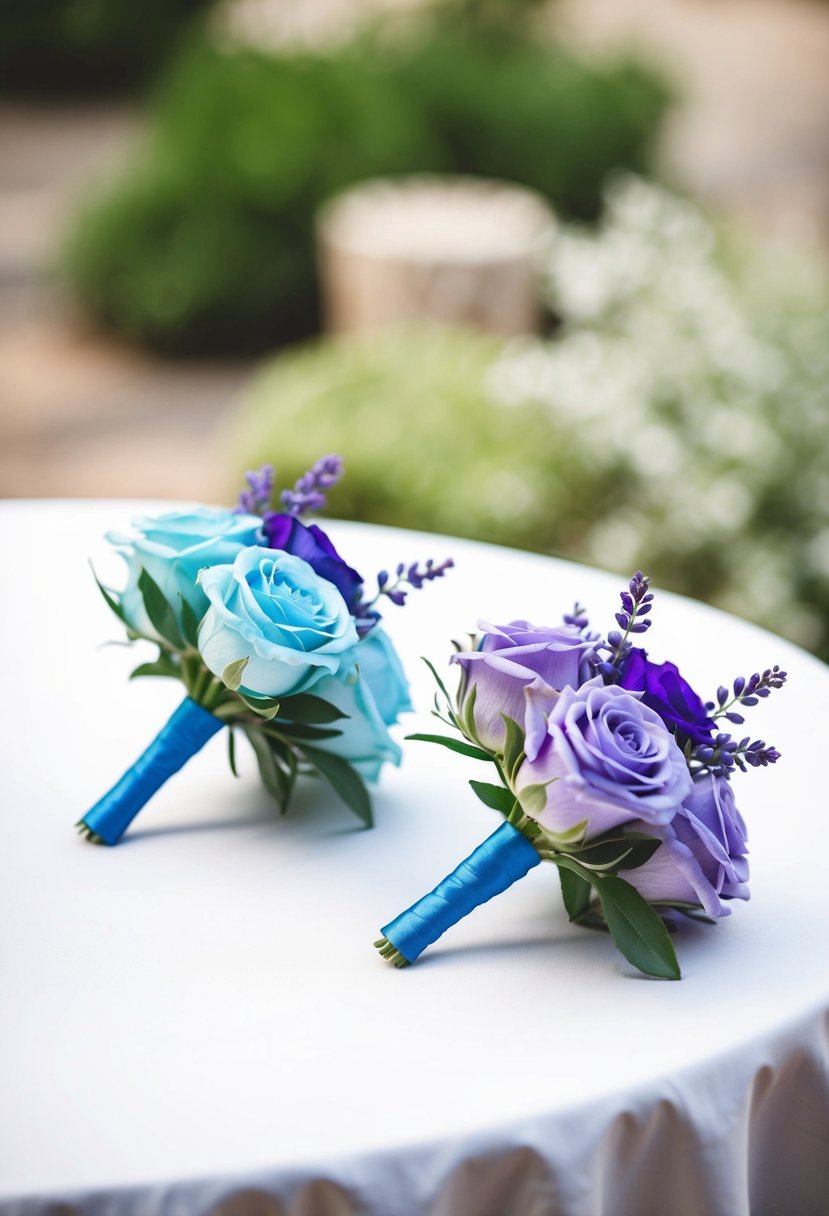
<box><xmin>373</xmin><ymin>936</ymin><xmax>410</xmax><ymax>968</ymax></box>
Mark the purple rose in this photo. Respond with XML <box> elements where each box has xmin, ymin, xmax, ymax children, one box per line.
<box><xmin>619</xmin><ymin>648</ymin><xmax>714</xmax><ymax>745</ymax></box>
<box><xmin>451</xmin><ymin>621</ymin><xmax>595</xmax><ymax>754</ymax></box>
<box><xmin>624</xmin><ymin>773</ymin><xmax>749</xmax><ymax>918</ymax></box>
<box><xmin>513</xmin><ymin>679</ymin><xmax>692</xmax><ymax>840</ymax></box>
<box><xmin>263</xmin><ymin>513</ymin><xmax>363</xmax><ymax>613</ymax></box>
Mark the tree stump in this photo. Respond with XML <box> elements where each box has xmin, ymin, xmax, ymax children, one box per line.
<box><xmin>317</xmin><ymin>176</ymin><xmax>554</xmax><ymax>337</ymax></box>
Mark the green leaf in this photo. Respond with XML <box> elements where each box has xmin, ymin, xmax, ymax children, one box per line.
<box><xmin>269</xmin><ymin>721</ymin><xmax>343</xmax><ymax>741</ymax></box>
<box><xmin>129</xmin><ymin>653</ymin><xmax>180</xmax><ymax>681</ymax></box>
<box><xmin>421</xmin><ymin>655</ymin><xmax>454</xmax><ymax>707</ymax></box>
<box><xmin>296</xmin><ymin>742</ymin><xmax>373</xmax><ymax>827</ymax></box>
<box><xmin>91</xmin><ymin>566</ymin><xmax>128</xmax><ymax>625</ymax></box>
<box><xmin>594</xmin><ymin>875</ymin><xmax>681</xmax><ymax>980</ymax></box>
<box><xmin>406</xmin><ymin>733</ymin><xmax>493</xmax><ymax>762</ymax></box>
<box><xmin>468</xmin><ymin>780</ymin><xmax>515</xmax><ymax>816</ymax></box>
<box><xmin>227</xmin><ymin>727</ymin><xmax>239</xmax><ymax>777</ymax></box>
<box><xmin>137</xmin><ymin>567</ymin><xmax>184</xmax><ymax>649</ymax></box>
<box><xmin>545</xmin><ymin>819</ymin><xmax>589</xmax><ymax>852</ymax></box>
<box><xmin>179</xmin><ymin>597</ymin><xmax>201</xmax><ymax>649</ymax></box>
<box><xmin>278</xmin><ymin>693</ymin><xmax>348</xmax><ymax>724</ymax></box>
<box><xmin>237</xmin><ymin>689</ymin><xmax>280</xmax><ymax>719</ymax></box>
<box><xmin>500</xmin><ymin>713</ymin><xmax>525</xmax><ymax>781</ymax></box>
<box><xmin>244</xmin><ymin>727</ymin><xmax>290</xmax><ymax>810</ymax></box>
<box><xmin>558</xmin><ymin>866</ymin><xmax>592</xmax><ymax>922</ymax></box>
<box><xmin>222</xmin><ymin>657</ymin><xmax>249</xmax><ymax>692</ymax></box>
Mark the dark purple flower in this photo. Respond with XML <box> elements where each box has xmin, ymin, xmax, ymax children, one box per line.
<box><xmin>262</xmin><ymin>513</ymin><xmax>363</xmax><ymax>613</ymax></box>
<box><xmin>619</xmin><ymin>648</ymin><xmax>714</xmax><ymax>746</ymax></box>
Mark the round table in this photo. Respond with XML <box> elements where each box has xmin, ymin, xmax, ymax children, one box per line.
<box><xmin>1</xmin><ymin>501</ymin><xmax>827</xmax><ymax>1216</ymax></box>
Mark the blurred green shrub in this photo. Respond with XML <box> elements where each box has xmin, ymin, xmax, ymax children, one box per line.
<box><xmin>229</xmin><ymin>326</ymin><xmax>604</xmax><ymax>548</ymax></box>
<box><xmin>62</xmin><ymin>29</ymin><xmax>670</xmax><ymax>354</ymax></box>
<box><xmin>0</xmin><ymin>0</ymin><xmax>213</xmax><ymax>96</ymax></box>
<box><xmin>229</xmin><ymin>181</ymin><xmax>829</xmax><ymax>660</ymax></box>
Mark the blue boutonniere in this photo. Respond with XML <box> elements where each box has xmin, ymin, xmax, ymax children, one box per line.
<box><xmin>80</xmin><ymin>455</ymin><xmax>452</xmax><ymax>845</ymax></box>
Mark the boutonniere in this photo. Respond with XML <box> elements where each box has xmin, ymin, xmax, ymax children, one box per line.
<box><xmin>376</xmin><ymin>574</ymin><xmax>785</xmax><ymax>978</ymax></box>
<box><xmin>80</xmin><ymin>456</ymin><xmax>452</xmax><ymax>844</ymax></box>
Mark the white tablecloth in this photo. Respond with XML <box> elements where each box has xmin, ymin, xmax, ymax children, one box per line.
<box><xmin>1</xmin><ymin>501</ymin><xmax>828</xmax><ymax>1216</ymax></box>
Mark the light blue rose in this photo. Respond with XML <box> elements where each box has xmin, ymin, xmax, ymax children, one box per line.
<box><xmin>304</xmin><ymin>668</ymin><xmax>403</xmax><ymax>782</ymax></box>
<box><xmin>197</xmin><ymin>547</ymin><xmax>359</xmax><ymax>698</ymax></box>
<box><xmin>108</xmin><ymin>507</ymin><xmax>261</xmax><ymax>639</ymax></box>
<box><xmin>353</xmin><ymin>625</ymin><xmax>413</xmax><ymax>726</ymax></box>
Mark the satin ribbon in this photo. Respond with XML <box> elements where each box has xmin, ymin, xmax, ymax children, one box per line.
<box><xmin>80</xmin><ymin>698</ymin><xmax>224</xmax><ymax>845</ymax></box>
<box><xmin>381</xmin><ymin>821</ymin><xmax>541</xmax><ymax>963</ymax></box>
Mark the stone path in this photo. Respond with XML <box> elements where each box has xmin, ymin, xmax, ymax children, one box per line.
<box><xmin>1</xmin><ymin>0</ymin><xmax>828</xmax><ymax>503</ymax></box>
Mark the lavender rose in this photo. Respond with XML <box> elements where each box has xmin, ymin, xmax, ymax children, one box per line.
<box><xmin>451</xmin><ymin>620</ymin><xmax>595</xmax><ymax>754</ymax></box>
<box><xmin>623</xmin><ymin>773</ymin><xmax>749</xmax><ymax>918</ymax></box>
<box><xmin>619</xmin><ymin>648</ymin><xmax>714</xmax><ymax>746</ymax></box>
<box><xmin>513</xmin><ymin>679</ymin><xmax>692</xmax><ymax>840</ymax></box>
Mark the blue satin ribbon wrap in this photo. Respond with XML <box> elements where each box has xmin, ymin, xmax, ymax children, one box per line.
<box><xmin>382</xmin><ymin>821</ymin><xmax>541</xmax><ymax>963</ymax></box>
<box><xmin>80</xmin><ymin>697</ymin><xmax>224</xmax><ymax>845</ymax></box>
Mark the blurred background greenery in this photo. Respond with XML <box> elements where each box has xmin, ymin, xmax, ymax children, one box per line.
<box><xmin>2</xmin><ymin>0</ymin><xmax>829</xmax><ymax>660</ymax></box>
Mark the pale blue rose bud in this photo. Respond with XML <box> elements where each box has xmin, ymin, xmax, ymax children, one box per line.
<box><xmin>108</xmin><ymin>507</ymin><xmax>261</xmax><ymax>640</ymax></box>
<box><xmin>197</xmin><ymin>547</ymin><xmax>358</xmax><ymax>699</ymax></box>
<box><xmin>300</xmin><ymin>665</ymin><xmax>403</xmax><ymax>783</ymax></box>
<box><xmin>352</xmin><ymin>625</ymin><xmax>413</xmax><ymax>726</ymax></box>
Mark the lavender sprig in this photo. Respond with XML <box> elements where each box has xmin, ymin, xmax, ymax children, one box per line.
<box><xmin>705</xmin><ymin>666</ymin><xmax>788</xmax><ymax>725</ymax></box>
<box><xmin>235</xmin><ymin>463</ymin><xmax>275</xmax><ymax>516</ymax></box>
<box><xmin>371</xmin><ymin>558</ymin><xmax>455</xmax><ymax>608</ymax></box>
<box><xmin>689</xmin><ymin>732</ymin><xmax>782</xmax><ymax>778</ymax></box>
<box><xmin>281</xmin><ymin>454</ymin><xmax>344</xmax><ymax>517</ymax></box>
<box><xmin>563</xmin><ymin>601</ymin><xmax>590</xmax><ymax>630</ymax></box>
<box><xmin>594</xmin><ymin>571</ymin><xmax>655</xmax><ymax>681</ymax></box>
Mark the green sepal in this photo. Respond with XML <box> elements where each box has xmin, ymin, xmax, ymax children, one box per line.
<box><xmin>406</xmin><ymin>733</ymin><xmax>493</xmax><ymax>762</ymax></box>
<box><xmin>500</xmin><ymin>713</ymin><xmax>525</xmax><ymax>783</ymax></box>
<box><xmin>460</xmin><ymin>683</ymin><xmax>480</xmax><ymax>743</ymax></box>
<box><xmin>222</xmin><ymin>657</ymin><xmax>249</xmax><ymax>692</ymax></box>
<box><xmin>295</xmin><ymin>742</ymin><xmax>373</xmax><ymax>827</ymax></box>
<box><xmin>137</xmin><ymin>567</ymin><xmax>185</xmax><ymax>650</ymax></box>
<box><xmin>517</xmin><ymin>780</ymin><xmax>551</xmax><ymax>820</ymax></box>
<box><xmin>468</xmin><ymin>780</ymin><xmax>515</xmax><ymax>816</ymax></box>
<box><xmin>179</xmin><ymin>597</ymin><xmax>201</xmax><ymax>649</ymax></box>
<box><xmin>129</xmin><ymin>653</ymin><xmax>181</xmax><ymax>681</ymax></box>
<box><xmin>558</xmin><ymin>865</ymin><xmax>592</xmax><ymax>922</ymax></box>
<box><xmin>277</xmin><ymin>693</ymin><xmax>349</xmax><ymax>724</ymax></box>
<box><xmin>594</xmin><ymin>874</ymin><xmax>681</xmax><ymax>981</ymax></box>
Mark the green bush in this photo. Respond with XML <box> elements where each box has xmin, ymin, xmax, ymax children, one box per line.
<box><xmin>227</xmin><ymin>324</ymin><xmax>630</xmax><ymax>554</ymax></box>
<box><xmin>228</xmin><ymin>183</ymin><xmax>829</xmax><ymax>661</ymax></box>
<box><xmin>0</xmin><ymin>0</ymin><xmax>214</xmax><ymax>96</ymax></box>
<box><xmin>62</xmin><ymin>29</ymin><xmax>670</xmax><ymax>354</ymax></box>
